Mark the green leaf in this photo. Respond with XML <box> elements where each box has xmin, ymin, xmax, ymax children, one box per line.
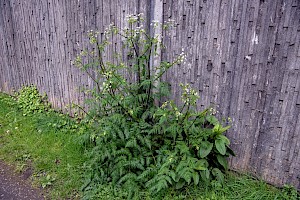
<box><xmin>206</xmin><ymin>115</ymin><xmax>218</xmax><ymax>125</ymax></box>
<box><xmin>217</xmin><ymin>135</ymin><xmax>230</xmax><ymax>146</ymax></box>
<box><xmin>219</xmin><ymin>125</ymin><xmax>231</xmax><ymax>133</ymax></box>
<box><xmin>213</xmin><ymin>123</ymin><xmax>221</xmax><ymax>133</ymax></box>
<box><xmin>200</xmin><ymin>169</ymin><xmax>210</xmax><ymax>181</ymax></box>
<box><xmin>227</xmin><ymin>147</ymin><xmax>236</xmax><ymax>156</ymax></box>
<box><xmin>199</xmin><ymin>141</ymin><xmax>213</xmax><ymax>158</ymax></box>
<box><xmin>212</xmin><ymin>168</ymin><xmax>224</xmax><ymax>183</ymax></box>
<box><xmin>140</xmin><ymin>79</ymin><xmax>152</xmax><ymax>89</ymax></box>
<box><xmin>175</xmin><ymin>179</ymin><xmax>186</xmax><ymax>189</ymax></box>
<box><xmin>193</xmin><ymin>172</ymin><xmax>200</xmax><ymax>185</ymax></box>
<box><xmin>194</xmin><ymin>159</ymin><xmax>208</xmax><ymax>171</ymax></box>
<box><xmin>215</xmin><ymin>138</ymin><xmax>226</xmax><ymax>155</ymax></box>
<box><xmin>169</xmin><ymin>170</ymin><xmax>176</xmax><ymax>181</ymax></box>
<box><xmin>183</xmin><ymin>171</ymin><xmax>192</xmax><ymax>184</ymax></box>
<box><xmin>164</xmin><ymin>175</ymin><xmax>173</xmax><ymax>185</ymax></box>
<box><xmin>216</xmin><ymin>154</ymin><xmax>228</xmax><ymax>170</ymax></box>
<box><xmin>176</xmin><ymin>141</ymin><xmax>190</xmax><ymax>155</ymax></box>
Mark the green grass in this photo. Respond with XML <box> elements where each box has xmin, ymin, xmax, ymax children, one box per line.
<box><xmin>0</xmin><ymin>92</ymin><xmax>299</xmax><ymax>200</ymax></box>
<box><xmin>0</xmin><ymin>93</ymin><xmax>86</xmax><ymax>199</ymax></box>
<box><xmin>164</xmin><ymin>173</ymin><xmax>299</xmax><ymax>200</ymax></box>
<box><xmin>81</xmin><ymin>173</ymin><xmax>298</xmax><ymax>200</ymax></box>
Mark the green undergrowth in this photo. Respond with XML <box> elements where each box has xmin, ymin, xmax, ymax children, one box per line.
<box><xmin>0</xmin><ymin>92</ymin><xmax>299</xmax><ymax>199</ymax></box>
<box><xmin>0</xmin><ymin>92</ymin><xmax>87</xmax><ymax>199</ymax></box>
<box><xmin>75</xmin><ymin>14</ymin><xmax>236</xmax><ymax>199</ymax></box>
<box><xmin>83</xmin><ymin>173</ymin><xmax>299</xmax><ymax>200</ymax></box>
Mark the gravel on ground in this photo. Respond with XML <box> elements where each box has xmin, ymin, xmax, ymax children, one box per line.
<box><xmin>0</xmin><ymin>161</ymin><xmax>45</xmax><ymax>200</ymax></box>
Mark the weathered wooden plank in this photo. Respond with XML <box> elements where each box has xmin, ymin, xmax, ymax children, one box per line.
<box><xmin>0</xmin><ymin>0</ymin><xmax>300</xmax><ymax>190</ymax></box>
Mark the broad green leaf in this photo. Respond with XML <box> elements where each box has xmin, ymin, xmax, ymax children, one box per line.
<box><xmin>216</xmin><ymin>154</ymin><xmax>228</xmax><ymax>170</ymax></box>
<box><xmin>194</xmin><ymin>159</ymin><xmax>208</xmax><ymax>171</ymax></box>
<box><xmin>217</xmin><ymin>135</ymin><xmax>230</xmax><ymax>145</ymax></box>
<box><xmin>193</xmin><ymin>172</ymin><xmax>200</xmax><ymax>185</ymax></box>
<box><xmin>206</xmin><ymin>115</ymin><xmax>218</xmax><ymax>125</ymax></box>
<box><xmin>219</xmin><ymin>125</ymin><xmax>231</xmax><ymax>133</ymax></box>
<box><xmin>200</xmin><ymin>169</ymin><xmax>210</xmax><ymax>181</ymax></box>
<box><xmin>215</xmin><ymin>139</ymin><xmax>226</xmax><ymax>155</ymax></box>
<box><xmin>183</xmin><ymin>172</ymin><xmax>192</xmax><ymax>184</ymax></box>
<box><xmin>213</xmin><ymin>124</ymin><xmax>230</xmax><ymax>135</ymax></box>
<box><xmin>212</xmin><ymin>168</ymin><xmax>224</xmax><ymax>183</ymax></box>
<box><xmin>199</xmin><ymin>141</ymin><xmax>213</xmax><ymax>158</ymax></box>
<box><xmin>213</xmin><ymin>123</ymin><xmax>221</xmax><ymax>133</ymax></box>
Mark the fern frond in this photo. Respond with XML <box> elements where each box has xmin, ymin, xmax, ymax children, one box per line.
<box><xmin>117</xmin><ymin>172</ymin><xmax>138</xmax><ymax>185</ymax></box>
<box><xmin>137</xmin><ymin>167</ymin><xmax>157</xmax><ymax>181</ymax></box>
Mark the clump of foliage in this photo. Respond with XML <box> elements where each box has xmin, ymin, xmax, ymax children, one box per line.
<box><xmin>16</xmin><ymin>85</ymin><xmax>50</xmax><ymax>115</ymax></box>
<box><xmin>15</xmin><ymin>85</ymin><xmax>82</xmax><ymax>134</ymax></box>
<box><xmin>74</xmin><ymin>14</ymin><xmax>235</xmax><ymax>198</ymax></box>
<box><xmin>37</xmin><ymin>112</ymin><xmax>81</xmax><ymax>134</ymax></box>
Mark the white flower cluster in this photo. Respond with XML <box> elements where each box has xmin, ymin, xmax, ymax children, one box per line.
<box><xmin>102</xmin><ymin>81</ymin><xmax>112</xmax><ymax>91</ymax></box>
<box><xmin>180</xmin><ymin>83</ymin><xmax>199</xmax><ymax>105</ymax></box>
<box><xmin>134</xmin><ymin>25</ymin><xmax>146</xmax><ymax>34</ymax></box>
<box><xmin>209</xmin><ymin>107</ymin><xmax>218</xmax><ymax>115</ymax></box>
<box><xmin>151</xmin><ymin>18</ymin><xmax>175</xmax><ymax>29</ymax></box>
<box><xmin>80</xmin><ymin>50</ymin><xmax>88</xmax><ymax>56</ymax></box>
<box><xmin>165</xmin><ymin>18</ymin><xmax>175</xmax><ymax>24</ymax></box>
<box><xmin>72</xmin><ymin>55</ymin><xmax>82</xmax><ymax>68</ymax></box>
<box><xmin>175</xmin><ymin>110</ymin><xmax>182</xmax><ymax>119</ymax></box>
<box><xmin>150</xmin><ymin>20</ymin><xmax>160</xmax><ymax>28</ymax></box>
<box><xmin>104</xmin><ymin>23</ymin><xmax>116</xmax><ymax>36</ymax></box>
<box><xmin>103</xmin><ymin>70</ymin><xmax>113</xmax><ymax>78</ymax></box>
<box><xmin>125</xmin><ymin>13</ymin><xmax>144</xmax><ymax>24</ymax></box>
<box><xmin>126</xmin><ymin>14</ymin><xmax>138</xmax><ymax>23</ymax></box>
<box><xmin>154</xmin><ymin>33</ymin><xmax>162</xmax><ymax>44</ymax></box>
<box><xmin>87</xmin><ymin>30</ymin><xmax>100</xmax><ymax>44</ymax></box>
<box><xmin>160</xmin><ymin>101</ymin><xmax>182</xmax><ymax>120</ymax></box>
<box><xmin>161</xmin><ymin>101</ymin><xmax>169</xmax><ymax>108</ymax></box>
<box><xmin>175</xmin><ymin>49</ymin><xmax>187</xmax><ymax>64</ymax></box>
<box><xmin>163</xmin><ymin>18</ymin><xmax>176</xmax><ymax>29</ymax></box>
<box><xmin>228</xmin><ymin>117</ymin><xmax>232</xmax><ymax>123</ymax></box>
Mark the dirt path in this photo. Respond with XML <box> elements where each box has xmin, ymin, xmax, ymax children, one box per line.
<box><xmin>0</xmin><ymin>161</ymin><xmax>45</xmax><ymax>200</ymax></box>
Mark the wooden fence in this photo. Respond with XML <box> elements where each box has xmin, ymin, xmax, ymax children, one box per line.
<box><xmin>0</xmin><ymin>0</ymin><xmax>299</xmax><ymax>190</ymax></box>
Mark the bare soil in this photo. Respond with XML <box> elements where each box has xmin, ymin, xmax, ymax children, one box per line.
<box><xmin>0</xmin><ymin>161</ymin><xmax>45</xmax><ymax>200</ymax></box>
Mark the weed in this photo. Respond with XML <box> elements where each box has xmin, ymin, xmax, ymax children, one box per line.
<box><xmin>15</xmin><ymin>85</ymin><xmax>50</xmax><ymax>115</ymax></box>
<box><xmin>41</xmin><ymin>174</ymin><xmax>56</xmax><ymax>188</ymax></box>
<box><xmin>74</xmin><ymin>13</ymin><xmax>234</xmax><ymax>198</ymax></box>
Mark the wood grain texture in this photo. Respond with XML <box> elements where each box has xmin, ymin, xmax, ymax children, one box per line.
<box><xmin>0</xmin><ymin>0</ymin><xmax>299</xmax><ymax>190</ymax></box>
<box><xmin>162</xmin><ymin>0</ymin><xmax>300</xmax><ymax>189</ymax></box>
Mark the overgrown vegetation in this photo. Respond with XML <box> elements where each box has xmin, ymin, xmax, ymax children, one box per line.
<box><xmin>0</xmin><ymin>92</ymin><xmax>86</xmax><ymax>199</ymax></box>
<box><xmin>16</xmin><ymin>85</ymin><xmax>50</xmax><ymax>115</ymax></box>
<box><xmin>73</xmin><ymin>14</ymin><xmax>235</xmax><ymax>198</ymax></box>
<box><xmin>0</xmin><ymin>91</ymin><xmax>299</xmax><ymax>199</ymax></box>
